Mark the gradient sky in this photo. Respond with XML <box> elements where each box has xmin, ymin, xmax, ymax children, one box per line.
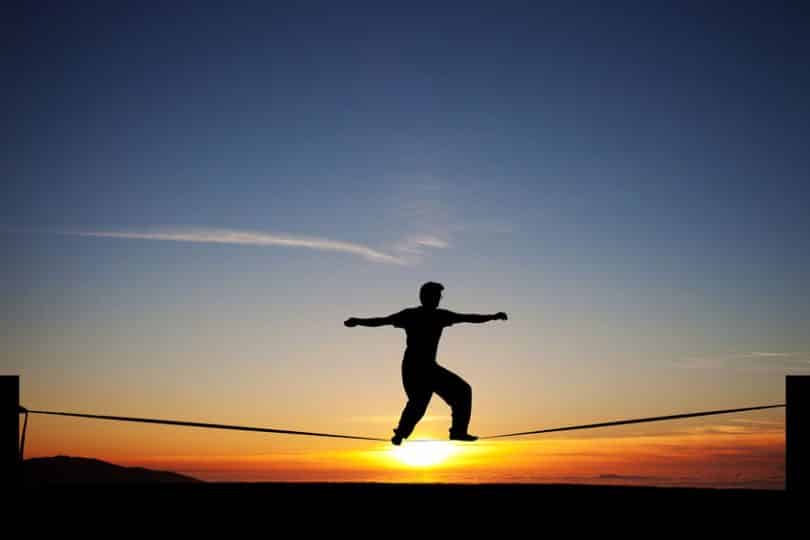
<box><xmin>3</xmin><ymin>1</ymin><xmax>809</xmax><ymax>488</ymax></box>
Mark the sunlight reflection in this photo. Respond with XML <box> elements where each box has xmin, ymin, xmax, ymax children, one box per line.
<box><xmin>389</xmin><ymin>440</ymin><xmax>460</xmax><ymax>467</ymax></box>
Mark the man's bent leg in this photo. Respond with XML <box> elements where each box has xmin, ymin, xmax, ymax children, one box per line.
<box><xmin>433</xmin><ymin>365</ymin><xmax>475</xmax><ymax>440</ymax></box>
<box><xmin>394</xmin><ymin>393</ymin><xmax>431</xmax><ymax>441</ymax></box>
<box><xmin>393</xmin><ymin>363</ymin><xmax>433</xmax><ymax>443</ymax></box>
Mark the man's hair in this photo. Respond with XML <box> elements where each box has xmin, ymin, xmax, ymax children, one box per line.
<box><xmin>419</xmin><ymin>281</ymin><xmax>444</xmax><ymax>304</ymax></box>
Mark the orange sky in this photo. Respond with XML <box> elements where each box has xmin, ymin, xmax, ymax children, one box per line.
<box><xmin>23</xmin><ymin>408</ymin><xmax>784</xmax><ymax>490</ymax></box>
<box><xmin>15</xmin><ymin>324</ymin><xmax>794</xmax><ymax>491</ymax></box>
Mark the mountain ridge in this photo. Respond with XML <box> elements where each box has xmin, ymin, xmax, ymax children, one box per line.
<box><xmin>23</xmin><ymin>455</ymin><xmax>203</xmax><ymax>485</ymax></box>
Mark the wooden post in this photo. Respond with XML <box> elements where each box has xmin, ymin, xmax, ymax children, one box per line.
<box><xmin>1</xmin><ymin>376</ymin><xmax>19</xmax><ymax>487</ymax></box>
<box><xmin>787</xmin><ymin>375</ymin><xmax>808</xmax><ymax>494</ymax></box>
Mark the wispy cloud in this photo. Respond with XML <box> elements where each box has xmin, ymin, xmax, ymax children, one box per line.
<box><xmin>385</xmin><ymin>174</ymin><xmax>512</xmax><ymax>259</ymax></box>
<box><xmin>391</xmin><ymin>234</ymin><xmax>450</xmax><ymax>263</ymax></box>
<box><xmin>67</xmin><ymin>228</ymin><xmax>409</xmax><ymax>265</ymax></box>
<box><xmin>399</xmin><ymin>236</ymin><xmax>448</xmax><ymax>251</ymax></box>
<box><xmin>675</xmin><ymin>351</ymin><xmax>810</xmax><ymax>372</ymax></box>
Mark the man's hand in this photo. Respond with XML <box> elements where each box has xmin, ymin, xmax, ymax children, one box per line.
<box><xmin>495</xmin><ymin>312</ymin><xmax>508</xmax><ymax>321</ymax></box>
<box><xmin>344</xmin><ymin>318</ymin><xmax>360</xmax><ymax>327</ymax></box>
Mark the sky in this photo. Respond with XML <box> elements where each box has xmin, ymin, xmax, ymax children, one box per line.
<box><xmin>3</xmin><ymin>1</ymin><xmax>809</xmax><ymax>489</ymax></box>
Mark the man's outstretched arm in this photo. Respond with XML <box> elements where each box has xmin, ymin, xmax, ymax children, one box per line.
<box><xmin>453</xmin><ymin>312</ymin><xmax>508</xmax><ymax>324</ymax></box>
<box><xmin>344</xmin><ymin>315</ymin><xmax>395</xmax><ymax>328</ymax></box>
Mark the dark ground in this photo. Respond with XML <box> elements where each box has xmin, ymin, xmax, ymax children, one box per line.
<box><xmin>17</xmin><ymin>457</ymin><xmax>797</xmax><ymax>528</ymax></box>
<box><xmin>17</xmin><ymin>483</ymin><xmax>799</xmax><ymax>535</ymax></box>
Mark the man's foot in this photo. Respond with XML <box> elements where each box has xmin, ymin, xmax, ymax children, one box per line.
<box><xmin>449</xmin><ymin>432</ymin><xmax>478</xmax><ymax>442</ymax></box>
<box><xmin>391</xmin><ymin>429</ymin><xmax>403</xmax><ymax>446</ymax></box>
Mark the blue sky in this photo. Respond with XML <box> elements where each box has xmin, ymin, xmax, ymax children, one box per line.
<box><xmin>3</xmin><ymin>2</ymin><xmax>809</xmax><ymax>451</ymax></box>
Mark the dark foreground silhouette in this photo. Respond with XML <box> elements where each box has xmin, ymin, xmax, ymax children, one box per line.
<box><xmin>21</xmin><ymin>456</ymin><xmax>790</xmax><ymax>523</ymax></box>
<box><xmin>345</xmin><ymin>281</ymin><xmax>507</xmax><ymax>445</ymax></box>
<box><xmin>22</xmin><ymin>465</ymin><xmax>787</xmax><ymax>521</ymax></box>
<box><xmin>23</xmin><ymin>456</ymin><xmax>202</xmax><ymax>485</ymax></box>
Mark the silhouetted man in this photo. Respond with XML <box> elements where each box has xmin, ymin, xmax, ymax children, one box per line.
<box><xmin>344</xmin><ymin>281</ymin><xmax>508</xmax><ymax>445</ymax></box>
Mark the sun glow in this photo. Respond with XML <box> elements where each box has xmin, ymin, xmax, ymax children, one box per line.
<box><xmin>389</xmin><ymin>440</ymin><xmax>459</xmax><ymax>467</ymax></box>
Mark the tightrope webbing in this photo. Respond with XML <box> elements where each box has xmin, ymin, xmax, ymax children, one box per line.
<box><xmin>20</xmin><ymin>403</ymin><xmax>786</xmax><ymax>445</ymax></box>
<box><xmin>19</xmin><ymin>406</ymin><xmax>29</xmax><ymax>461</ymax></box>
<box><xmin>24</xmin><ymin>409</ymin><xmax>388</xmax><ymax>442</ymax></box>
<box><xmin>480</xmin><ymin>404</ymin><xmax>786</xmax><ymax>440</ymax></box>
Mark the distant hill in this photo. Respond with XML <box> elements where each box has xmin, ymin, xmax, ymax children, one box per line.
<box><xmin>23</xmin><ymin>456</ymin><xmax>203</xmax><ymax>485</ymax></box>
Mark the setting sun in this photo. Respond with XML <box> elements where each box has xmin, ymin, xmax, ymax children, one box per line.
<box><xmin>390</xmin><ymin>441</ymin><xmax>459</xmax><ymax>467</ymax></box>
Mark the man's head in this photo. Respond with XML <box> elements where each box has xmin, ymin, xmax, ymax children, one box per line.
<box><xmin>419</xmin><ymin>281</ymin><xmax>444</xmax><ymax>309</ymax></box>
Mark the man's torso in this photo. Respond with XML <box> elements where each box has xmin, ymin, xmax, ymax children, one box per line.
<box><xmin>392</xmin><ymin>306</ymin><xmax>457</xmax><ymax>364</ymax></box>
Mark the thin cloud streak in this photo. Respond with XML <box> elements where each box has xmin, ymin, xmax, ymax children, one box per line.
<box><xmin>393</xmin><ymin>235</ymin><xmax>449</xmax><ymax>254</ymax></box>
<box><xmin>675</xmin><ymin>351</ymin><xmax>810</xmax><ymax>372</ymax></box>
<box><xmin>388</xmin><ymin>234</ymin><xmax>451</xmax><ymax>265</ymax></box>
<box><xmin>69</xmin><ymin>228</ymin><xmax>409</xmax><ymax>265</ymax></box>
